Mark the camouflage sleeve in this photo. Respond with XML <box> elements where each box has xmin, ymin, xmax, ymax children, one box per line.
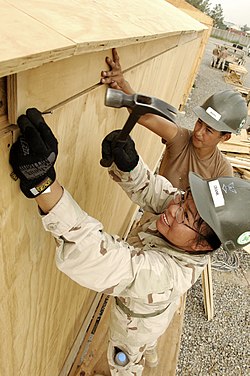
<box><xmin>108</xmin><ymin>157</ymin><xmax>176</xmax><ymax>214</ymax></box>
<box><xmin>41</xmin><ymin>189</ymin><xmax>172</xmax><ymax>296</ymax></box>
<box><xmin>41</xmin><ymin>189</ymin><xmax>137</xmax><ymax>294</ymax></box>
<box><xmin>41</xmin><ymin>190</ymin><xmax>208</xmax><ymax>300</ymax></box>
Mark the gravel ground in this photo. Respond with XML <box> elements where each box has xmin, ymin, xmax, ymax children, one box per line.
<box><xmin>175</xmin><ymin>37</ymin><xmax>250</xmax><ymax>376</ymax></box>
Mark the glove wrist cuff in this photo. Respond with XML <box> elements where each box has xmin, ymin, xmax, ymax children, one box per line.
<box><xmin>20</xmin><ymin>169</ymin><xmax>56</xmax><ymax>198</ymax></box>
<box><xmin>29</xmin><ymin>176</ymin><xmax>54</xmax><ymax>198</ymax></box>
<box><xmin>117</xmin><ymin>155</ymin><xmax>139</xmax><ymax>172</ymax></box>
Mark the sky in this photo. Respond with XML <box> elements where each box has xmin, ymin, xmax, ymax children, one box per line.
<box><xmin>209</xmin><ymin>0</ymin><xmax>250</xmax><ymax>27</ymax></box>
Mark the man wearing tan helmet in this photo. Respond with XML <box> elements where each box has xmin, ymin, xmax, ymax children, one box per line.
<box><xmin>100</xmin><ymin>48</ymin><xmax>248</xmax><ymax>190</ymax></box>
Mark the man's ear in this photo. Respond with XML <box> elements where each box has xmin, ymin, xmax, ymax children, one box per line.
<box><xmin>221</xmin><ymin>133</ymin><xmax>231</xmax><ymax>143</ymax></box>
<box><xmin>190</xmin><ymin>240</ymin><xmax>213</xmax><ymax>252</ymax></box>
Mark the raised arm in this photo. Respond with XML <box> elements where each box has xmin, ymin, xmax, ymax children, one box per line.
<box><xmin>8</xmin><ymin>110</ymin><xmax>173</xmax><ymax>296</ymax></box>
<box><xmin>102</xmin><ymin>130</ymin><xmax>175</xmax><ymax>213</ymax></box>
<box><xmin>101</xmin><ymin>48</ymin><xmax>178</xmax><ymax>142</ymax></box>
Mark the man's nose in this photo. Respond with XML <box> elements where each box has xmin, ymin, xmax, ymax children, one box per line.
<box><xmin>195</xmin><ymin>124</ymin><xmax>205</xmax><ymax>137</ymax></box>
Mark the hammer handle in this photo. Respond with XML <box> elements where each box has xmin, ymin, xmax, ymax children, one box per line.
<box><xmin>100</xmin><ymin>111</ymin><xmax>141</xmax><ymax>167</ymax></box>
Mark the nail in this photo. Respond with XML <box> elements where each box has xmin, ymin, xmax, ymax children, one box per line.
<box><xmin>41</xmin><ymin>110</ymin><xmax>53</xmax><ymax>115</ymax></box>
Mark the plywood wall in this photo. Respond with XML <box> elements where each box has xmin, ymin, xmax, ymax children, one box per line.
<box><xmin>0</xmin><ymin>0</ymin><xmax>205</xmax><ymax>78</ymax></box>
<box><xmin>166</xmin><ymin>0</ymin><xmax>213</xmax><ymax>27</ymax></box>
<box><xmin>166</xmin><ymin>0</ymin><xmax>213</xmax><ymax>107</ymax></box>
<box><xmin>0</xmin><ymin>32</ymin><xmax>205</xmax><ymax>376</ymax></box>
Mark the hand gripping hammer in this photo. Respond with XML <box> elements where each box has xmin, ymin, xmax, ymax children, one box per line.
<box><xmin>100</xmin><ymin>88</ymin><xmax>177</xmax><ymax>167</ymax></box>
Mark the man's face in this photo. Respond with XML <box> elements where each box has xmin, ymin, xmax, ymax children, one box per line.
<box><xmin>156</xmin><ymin>191</ymin><xmax>212</xmax><ymax>252</ymax></box>
<box><xmin>192</xmin><ymin>119</ymin><xmax>230</xmax><ymax>149</ymax></box>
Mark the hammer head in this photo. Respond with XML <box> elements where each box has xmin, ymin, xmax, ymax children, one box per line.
<box><xmin>105</xmin><ymin>88</ymin><xmax>177</xmax><ymax>123</ymax></box>
<box><xmin>105</xmin><ymin>88</ymin><xmax>135</xmax><ymax>108</ymax></box>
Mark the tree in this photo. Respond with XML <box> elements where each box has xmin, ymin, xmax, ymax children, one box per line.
<box><xmin>187</xmin><ymin>0</ymin><xmax>226</xmax><ymax>29</ymax></box>
<box><xmin>210</xmin><ymin>4</ymin><xmax>225</xmax><ymax>28</ymax></box>
<box><xmin>186</xmin><ymin>0</ymin><xmax>211</xmax><ymax>14</ymax></box>
<box><xmin>241</xmin><ymin>24</ymin><xmax>250</xmax><ymax>32</ymax></box>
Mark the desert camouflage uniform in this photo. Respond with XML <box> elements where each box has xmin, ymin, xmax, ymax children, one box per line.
<box><xmin>41</xmin><ymin>158</ymin><xmax>209</xmax><ymax>375</ymax></box>
<box><xmin>217</xmin><ymin>48</ymin><xmax>228</xmax><ymax>71</ymax></box>
<box><xmin>211</xmin><ymin>46</ymin><xmax>220</xmax><ymax>67</ymax></box>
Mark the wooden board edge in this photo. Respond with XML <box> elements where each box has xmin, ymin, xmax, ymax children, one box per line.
<box><xmin>58</xmin><ymin>293</ymin><xmax>102</xmax><ymax>376</ymax></box>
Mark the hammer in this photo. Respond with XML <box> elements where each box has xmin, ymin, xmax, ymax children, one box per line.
<box><xmin>100</xmin><ymin>88</ymin><xmax>177</xmax><ymax>167</ymax></box>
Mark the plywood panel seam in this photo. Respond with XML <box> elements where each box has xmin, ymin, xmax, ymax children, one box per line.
<box><xmin>44</xmin><ymin>82</ymin><xmax>102</xmax><ymax>113</ymax></box>
<box><xmin>42</xmin><ymin>44</ymin><xmax>182</xmax><ymax>113</ymax></box>
<box><xmin>122</xmin><ymin>43</ymin><xmax>179</xmax><ymax>76</ymax></box>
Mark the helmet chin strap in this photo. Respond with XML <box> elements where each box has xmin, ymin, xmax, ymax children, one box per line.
<box><xmin>163</xmin><ymin>237</ymin><xmax>214</xmax><ymax>256</ymax></box>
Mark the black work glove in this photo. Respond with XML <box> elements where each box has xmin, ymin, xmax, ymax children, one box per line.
<box><xmin>101</xmin><ymin>130</ymin><xmax>139</xmax><ymax>172</ymax></box>
<box><xmin>9</xmin><ymin>108</ymin><xmax>58</xmax><ymax>198</ymax></box>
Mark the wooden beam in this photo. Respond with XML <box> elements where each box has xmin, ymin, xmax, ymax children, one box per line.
<box><xmin>66</xmin><ymin>294</ymin><xmax>107</xmax><ymax>376</ymax></box>
<box><xmin>201</xmin><ymin>257</ymin><xmax>214</xmax><ymax>321</ymax></box>
<box><xmin>74</xmin><ymin>295</ymin><xmax>186</xmax><ymax>376</ymax></box>
<box><xmin>0</xmin><ymin>77</ymin><xmax>8</xmax><ymax>129</ymax></box>
<box><xmin>59</xmin><ymin>293</ymin><xmax>102</xmax><ymax>376</ymax></box>
<box><xmin>7</xmin><ymin>75</ymin><xmax>17</xmax><ymax>126</ymax></box>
